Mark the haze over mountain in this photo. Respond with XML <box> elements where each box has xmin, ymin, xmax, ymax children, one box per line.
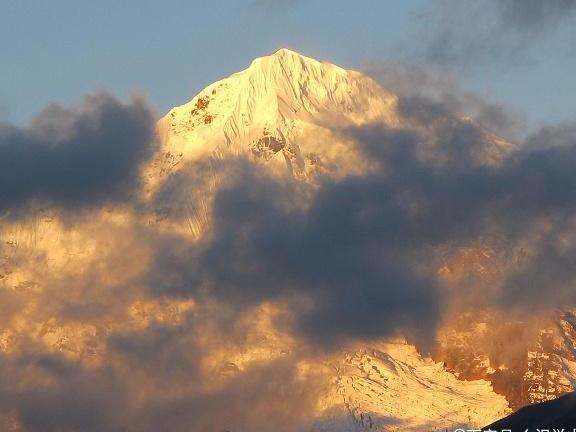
<box><xmin>1</xmin><ymin>49</ymin><xmax>576</xmax><ymax>431</ymax></box>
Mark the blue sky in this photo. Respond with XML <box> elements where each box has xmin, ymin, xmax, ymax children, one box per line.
<box><xmin>2</xmin><ymin>0</ymin><xmax>576</xmax><ymax>128</ymax></box>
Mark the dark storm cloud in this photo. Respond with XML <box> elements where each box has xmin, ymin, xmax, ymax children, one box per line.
<box><xmin>0</xmin><ymin>322</ymin><xmax>324</xmax><ymax>432</ymax></box>
<box><xmin>108</xmin><ymin>322</ymin><xmax>202</xmax><ymax>381</ymax></box>
<box><xmin>416</xmin><ymin>0</ymin><xmax>576</xmax><ymax>66</ymax></box>
<box><xmin>0</xmin><ymin>103</ymin><xmax>8</xmax><ymax>122</ymax></box>
<box><xmin>496</xmin><ymin>0</ymin><xmax>576</xmax><ymax>31</ymax></box>
<box><xmin>342</xmin><ymin>118</ymin><xmax>576</xmax><ymax>248</ymax></box>
<box><xmin>346</xmin><ymin>115</ymin><xmax>576</xmax><ymax>312</ymax></box>
<box><xmin>0</xmin><ymin>353</ymin><xmax>131</xmax><ymax>432</ymax></box>
<box><xmin>147</xmin><ymin>157</ymin><xmax>441</xmax><ymax>350</ymax></box>
<box><xmin>2</xmin><ymin>80</ymin><xmax>576</xmax><ymax>431</ymax></box>
<box><xmin>147</xmin><ymin>103</ymin><xmax>576</xmax><ymax>350</ymax></box>
<box><xmin>134</xmin><ymin>358</ymin><xmax>324</xmax><ymax>432</ymax></box>
<box><xmin>365</xmin><ymin>60</ymin><xmax>525</xmax><ymax>139</ymax></box>
<box><xmin>502</xmin><ymin>232</ymin><xmax>576</xmax><ymax>311</ymax></box>
<box><xmin>0</xmin><ymin>92</ymin><xmax>156</xmax><ymax>213</ymax></box>
<box><xmin>524</xmin><ymin>120</ymin><xmax>576</xmax><ymax>149</ymax></box>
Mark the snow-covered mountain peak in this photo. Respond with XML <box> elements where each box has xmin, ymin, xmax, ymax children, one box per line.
<box><xmin>155</xmin><ymin>49</ymin><xmax>399</xmax><ymax>180</ymax></box>
<box><xmin>247</xmin><ymin>47</ymin><xmax>348</xmax><ymax>81</ymax></box>
<box><xmin>250</xmin><ymin>47</ymin><xmax>319</xmax><ymax>66</ymax></box>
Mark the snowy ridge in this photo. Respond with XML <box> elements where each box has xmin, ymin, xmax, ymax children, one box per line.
<box><xmin>316</xmin><ymin>341</ymin><xmax>510</xmax><ymax>431</ymax></box>
<box><xmin>154</xmin><ymin>49</ymin><xmax>399</xmax><ymax>183</ymax></box>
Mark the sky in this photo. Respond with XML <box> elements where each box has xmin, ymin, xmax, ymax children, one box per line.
<box><xmin>2</xmin><ymin>0</ymin><xmax>576</xmax><ymax>128</ymax></box>
<box><xmin>3</xmin><ymin>2</ymin><xmax>576</xmax><ymax>430</ymax></box>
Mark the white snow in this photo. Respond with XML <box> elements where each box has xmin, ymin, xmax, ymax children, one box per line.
<box><xmin>153</xmin><ymin>48</ymin><xmax>399</xmax><ymax>185</ymax></box>
<box><xmin>314</xmin><ymin>340</ymin><xmax>510</xmax><ymax>431</ymax></box>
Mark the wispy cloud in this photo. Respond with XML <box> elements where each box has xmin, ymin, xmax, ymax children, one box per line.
<box><xmin>414</xmin><ymin>0</ymin><xmax>576</xmax><ymax>67</ymax></box>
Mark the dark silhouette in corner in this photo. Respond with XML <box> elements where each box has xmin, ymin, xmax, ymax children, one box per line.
<box><xmin>486</xmin><ymin>392</ymin><xmax>576</xmax><ymax>430</ymax></box>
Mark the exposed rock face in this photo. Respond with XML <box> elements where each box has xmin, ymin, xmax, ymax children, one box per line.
<box><xmin>436</xmin><ymin>311</ymin><xmax>576</xmax><ymax>411</ymax></box>
<box><xmin>434</xmin><ymin>244</ymin><xmax>576</xmax><ymax>411</ymax></box>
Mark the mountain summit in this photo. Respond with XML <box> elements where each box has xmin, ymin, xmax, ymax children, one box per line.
<box><xmin>156</xmin><ymin>48</ymin><xmax>399</xmax><ymax>178</ymax></box>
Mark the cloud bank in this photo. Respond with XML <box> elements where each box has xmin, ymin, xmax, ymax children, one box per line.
<box><xmin>0</xmin><ymin>82</ymin><xmax>576</xmax><ymax>430</ymax></box>
<box><xmin>0</xmin><ymin>92</ymin><xmax>156</xmax><ymax>214</ymax></box>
